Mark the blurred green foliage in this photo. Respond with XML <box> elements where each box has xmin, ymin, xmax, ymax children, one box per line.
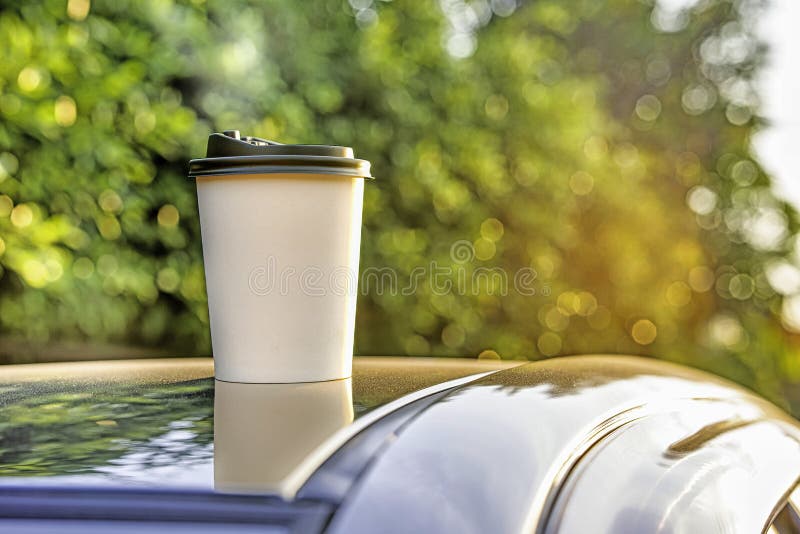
<box><xmin>1</xmin><ymin>0</ymin><xmax>800</xmax><ymax>411</ymax></box>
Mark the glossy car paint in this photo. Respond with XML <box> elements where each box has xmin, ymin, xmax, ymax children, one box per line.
<box><xmin>547</xmin><ymin>402</ymin><xmax>800</xmax><ymax>533</ymax></box>
<box><xmin>1</xmin><ymin>355</ymin><xmax>799</xmax><ymax>533</ymax></box>
<box><xmin>326</xmin><ymin>356</ymin><xmax>800</xmax><ymax>534</ymax></box>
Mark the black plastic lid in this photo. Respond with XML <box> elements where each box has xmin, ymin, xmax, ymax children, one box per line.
<box><xmin>188</xmin><ymin>131</ymin><xmax>372</xmax><ymax>179</ymax></box>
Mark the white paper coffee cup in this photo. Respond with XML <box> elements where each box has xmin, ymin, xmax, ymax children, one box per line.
<box><xmin>189</xmin><ymin>131</ymin><xmax>372</xmax><ymax>383</ymax></box>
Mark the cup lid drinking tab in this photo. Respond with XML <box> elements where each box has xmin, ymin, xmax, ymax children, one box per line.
<box><xmin>188</xmin><ymin>130</ymin><xmax>372</xmax><ymax>179</ymax></box>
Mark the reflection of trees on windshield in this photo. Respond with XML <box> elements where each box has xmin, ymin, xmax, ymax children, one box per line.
<box><xmin>0</xmin><ymin>379</ymin><xmax>213</xmax><ymax>477</ymax></box>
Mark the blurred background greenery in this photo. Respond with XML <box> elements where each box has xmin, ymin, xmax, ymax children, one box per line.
<box><xmin>2</xmin><ymin>0</ymin><xmax>800</xmax><ymax>412</ymax></box>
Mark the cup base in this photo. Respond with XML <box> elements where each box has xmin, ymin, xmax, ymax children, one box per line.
<box><xmin>213</xmin><ymin>375</ymin><xmax>352</xmax><ymax>385</ymax></box>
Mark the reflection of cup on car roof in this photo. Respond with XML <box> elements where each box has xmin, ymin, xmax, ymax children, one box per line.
<box><xmin>213</xmin><ymin>378</ymin><xmax>353</xmax><ymax>494</ymax></box>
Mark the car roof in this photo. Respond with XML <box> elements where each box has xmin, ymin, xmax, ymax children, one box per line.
<box><xmin>0</xmin><ymin>356</ymin><xmax>519</xmax><ymax>494</ymax></box>
<box><xmin>2</xmin><ymin>354</ymin><xmax>799</xmax><ymax>533</ymax></box>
